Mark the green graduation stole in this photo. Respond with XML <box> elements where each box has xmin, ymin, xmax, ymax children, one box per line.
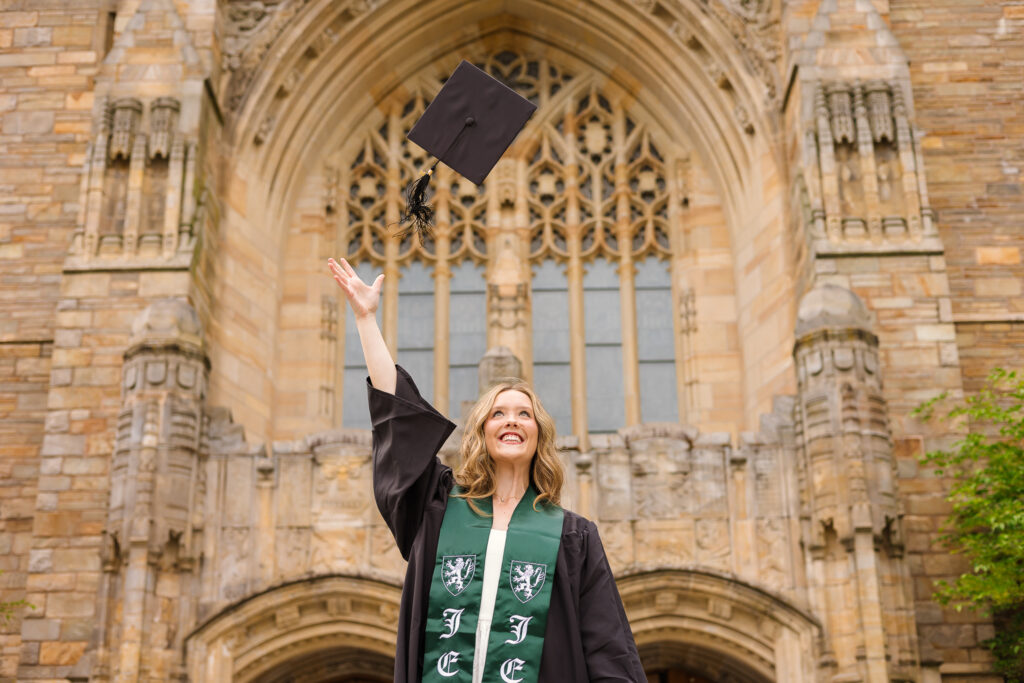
<box><xmin>423</xmin><ymin>485</ymin><xmax>564</xmax><ymax>683</ymax></box>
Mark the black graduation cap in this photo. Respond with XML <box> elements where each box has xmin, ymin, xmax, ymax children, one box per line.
<box><xmin>398</xmin><ymin>60</ymin><xmax>538</xmax><ymax>237</ymax></box>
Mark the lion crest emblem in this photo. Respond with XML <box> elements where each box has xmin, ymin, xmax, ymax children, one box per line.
<box><xmin>441</xmin><ymin>555</ymin><xmax>477</xmax><ymax>597</ymax></box>
<box><xmin>509</xmin><ymin>561</ymin><xmax>547</xmax><ymax>603</ymax></box>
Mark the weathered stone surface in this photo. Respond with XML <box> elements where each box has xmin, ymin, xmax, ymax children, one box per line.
<box><xmin>0</xmin><ymin>0</ymin><xmax>1017</xmax><ymax>681</ymax></box>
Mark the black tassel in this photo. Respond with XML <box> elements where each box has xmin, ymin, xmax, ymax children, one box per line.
<box><xmin>396</xmin><ymin>161</ymin><xmax>438</xmax><ymax>239</ymax></box>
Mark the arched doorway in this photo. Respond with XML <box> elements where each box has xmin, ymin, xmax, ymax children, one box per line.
<box><xmin>185</xmin><ymin>576</ymin><xmax>401</xmax><ymax>683</ymax></box>
<box><xmin>620</xmin><ymin>570</ymin><xmax>822</xmax><ymax>683</ymax></box>
<box><xmin>644</xmin><ymin>669</ymin><xmax>731</xmax><ymax>683</ymax></box>
<box><xmin>642</xmin><ymin>640</ymin><xmax>772</xmax><ymax>683</ymax></box>
<box><xmin>251</xmin><ymin>647</ymin><xmax>392</xmax><ymax>683</ymax></box>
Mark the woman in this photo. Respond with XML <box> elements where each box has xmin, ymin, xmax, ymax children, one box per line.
<box><xmin>328</xmin><ymin>257</ymin><xmax>645</xmax><ymax>682</ymax></box>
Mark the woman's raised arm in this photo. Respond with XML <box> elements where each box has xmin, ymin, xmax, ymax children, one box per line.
<box><xmin>327</xmin><ymin>257</ymin><xmax>397</xmax><ymax>394</ymax></box>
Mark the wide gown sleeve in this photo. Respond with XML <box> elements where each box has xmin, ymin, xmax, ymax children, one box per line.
<box><xmin>579</xmin><ymin>521</ymin><xmax>647</xmax><ymax>682</ymax></box>
<box><xmin>369</xmin><ymin>365</ymin><xmax>456</xmax><ymax>559</ymax></box>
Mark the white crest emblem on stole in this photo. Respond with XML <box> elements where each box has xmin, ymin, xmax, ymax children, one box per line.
<box><xmin>437</xmin><ymin>651</ymin><xmax>461</xmax><ymax>677</ymax></box>
<box><xmin>504</xmin><ymin>615</ymin><xmax>533</xmax><ymax>645</ymax></box>
<box><xmin>441</xmin><ymin>555</ymin><xmax>477</xmax><ymax>597</ymax></box>
<box><xmin>500</xmin><ymin>657</ymin><xmax>526</xmax><ymax>683</ymax></box>
<box><xmin>509</xmin><ymin>561</ymin><xmax>547</xmax><ymax>603</ymax></box>
<box><xmin>440</xmin><ymin>607</ymin><xmax>464</xmax><ymax>639</ymax></box>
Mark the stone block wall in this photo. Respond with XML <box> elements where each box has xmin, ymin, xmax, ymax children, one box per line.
<box><xmin>888</xmin><ymin>3</ymin><xmax>1023</xmax><ymax>677</ymax></box>
<box><xmin>0</xmin><ymin>3</ymin><xmax>107</xmax><ymax>678</ymax></box>
<box><xmin>0</xmin><ymin>0</ymin><xmax>1020</xmax><ymax>681</ymax></box>
<box><xmin>890</xmin><ymin>1</ymin><xmax>1024</xmax><ymax>329</ymax></box>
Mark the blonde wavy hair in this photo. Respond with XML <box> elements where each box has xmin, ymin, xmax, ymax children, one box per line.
<box><xmin>453</xmin><ymin>380</ymin><xmax>564</xmax><ymax>514</ymax></box>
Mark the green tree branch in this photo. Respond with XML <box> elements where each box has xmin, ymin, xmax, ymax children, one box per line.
<box><xmin>914</xmin><ymin>368</ymin><xmax>1024</xmax><ymax>681</ymax></box>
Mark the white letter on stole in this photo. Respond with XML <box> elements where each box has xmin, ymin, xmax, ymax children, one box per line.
<box><xmin>440</xmin><ymin>608</ymin><xmax>464</xmax><ymax>639</ymax></box>
<box><xmin>504</xmin><ymin>615</ymin><xmax>533</xmax><ymax>645</ymax></box>
<box><xmin>437</xmin><ymin>651</ymin><xmax>460</xmax><ymax>677</ymax></box>
<box><xmin>500</xmin><ymin>658</ymin><xmax>526</xmax><ymax>683</ymax></box>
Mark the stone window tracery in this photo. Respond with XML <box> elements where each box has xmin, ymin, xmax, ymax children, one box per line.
<box><xmin>336</xmin><ymin>52</ymin><xmax>690</xmax><ymax>433</ymax></box>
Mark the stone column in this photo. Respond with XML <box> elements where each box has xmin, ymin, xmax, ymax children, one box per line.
<box><xmin>793</xmin><ymin>284</ymin><xmax>917</xmax><ymax>683</ymax></box>
<box><xmin>94</xmin><ymin>300</ymin><xmax>208</xmax><ymax>682</ymax></box>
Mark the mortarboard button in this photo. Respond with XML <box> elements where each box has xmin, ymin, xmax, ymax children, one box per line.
<box><xmin>398</xmin><ymin>60</ymin><xmax>538</xmax><ymax>237</ymax></box>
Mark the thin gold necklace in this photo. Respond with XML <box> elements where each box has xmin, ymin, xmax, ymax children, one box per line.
<box><xmin>496</xmin><ymin>488</ymin><xmax>524</xmax><ymax>504</ymax></box>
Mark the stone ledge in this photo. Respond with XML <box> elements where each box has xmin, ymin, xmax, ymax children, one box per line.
<box><xmin>62</xmin><ymin>254</ymin><xmax>193</xmax><ymax>273</ymax></box>
<box><xmin>812</xmin><ymin>237</ymin><xmax>946</xmax><ymax>258</ymax></box>
<box><xmin>954</xmin><ymin>313</ymin><xmax>1024</xmax><ymax>324</ymax></box>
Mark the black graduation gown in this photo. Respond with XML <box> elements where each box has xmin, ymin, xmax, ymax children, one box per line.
<box><xmin>370</xmin><ymin>366</ymin><xmax>647</xmax><ymax>683</ymax></box>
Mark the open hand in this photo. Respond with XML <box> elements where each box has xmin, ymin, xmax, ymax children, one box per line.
<box><xmin>327</xmin><ymin>258</ymin><xmax>383</xmax><ymax>319</ymax></box>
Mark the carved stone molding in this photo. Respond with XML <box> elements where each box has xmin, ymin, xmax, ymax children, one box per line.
<box><xmin>149</xmin><ymin>97</ymin><xmax>181</xmax><ymax>160</ymax></box>
<box><xmin>619</xmin><ymin>569</ymin><xmax>821</xmax><ymax>683</ymax></box>
<box><xmin>222</xmin><ymin>0</ymin><xmax>314</xmax><ymax>111</ymax></box>
<box><xmin>222</xmin><ymin>0</ymin><xmax>376</xmax><ymax>114</ymax></box>
<box><xmin>110</xmin><ymin>97</ymin><xmax>143</xmax><ymax>161</ymax></box>
<box><xmin>184</xmin><ymin>576</ymin><xmax>400</xmax><ymax>682</ymax></box>
<box><xmin>791</xmin><ymin>284</ymin><xmax>916</xmax><ymax>680</ymax></box>
<box><xmin>805</xmin><ymin>79</ymin><xmax>941</xmax><ymax>255</ymax></box>
<box><xmin>68</xmin><ymin>95</ymin><xmax>199</xmax><ymax>266</ymax></box>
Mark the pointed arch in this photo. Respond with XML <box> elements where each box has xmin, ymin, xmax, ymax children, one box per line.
<box><xmin>184</xmin><ymin>576</ymin><xmax>401</xmax><ymax>682</ymax></box>
<box><xmin>211</xmin><ymin>0</ymin><xmax>797</xmax><ymax>444</ymax></box>
<box><xmin>619</xmin><ymin>569</ymin><xmax>823</xmax><ymax>683</ymax></box>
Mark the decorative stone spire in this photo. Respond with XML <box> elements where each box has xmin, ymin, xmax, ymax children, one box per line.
<box><xmin>97</xmin><ymin>299</ymin><xmax>209</xmax><ymax>681</ymax></box>
<box><xmin>793</xmin><ymin>284</ymin><xmax>915</xmax><ymax>683</ymax></box>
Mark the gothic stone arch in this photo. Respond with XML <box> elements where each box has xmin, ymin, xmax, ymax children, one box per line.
<box><xmin>183</xmin><ymin>571</ymin><xmax>817</xmax><ymax>683</ymax></box>
<box><xmin>184</xmin><ymin>576</ymin><xmax>400</xmax><ymax>682</ymax></box>
<box><xmin>209</xmin><ymin>0</ymin><xmax>796</xmax><ymax>448</ymax></box>
<box><xmin>619</xmin><ymin>570</ymin><xmax>821</xmax><ymax>683</ymax></box>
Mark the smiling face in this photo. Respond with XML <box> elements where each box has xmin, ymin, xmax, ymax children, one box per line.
<box><xmin>483</xmin><ymin>389</ymin><xmax>540</xmax><ymax>469</ymax></box>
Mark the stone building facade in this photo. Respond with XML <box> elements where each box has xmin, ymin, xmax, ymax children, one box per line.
<box><xmin>0</xmin><ymin>0</ymin><xmax>1021</xmax><ymax>681</ymax></box>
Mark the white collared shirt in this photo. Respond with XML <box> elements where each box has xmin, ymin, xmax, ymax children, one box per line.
<box><xmin>473</xmin><ymin>528</ymin><xmax>508</xmax><ymax>683</ymax></box>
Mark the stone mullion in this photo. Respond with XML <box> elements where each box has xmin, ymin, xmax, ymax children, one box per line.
<box><xmin>667</xmin><ymin>155</ymin><xmax>692</xmax><ymax>424</ymax></box>
<box><xmin>613</xmin><ymin>107</ymin><xmax>641</xmax><ymax>426</ymax></box>
<box><xmin>727</xmin><ymin>452</ymin><xmax>750</xmax><ymax>580</ymax></box>
<box><xmin>84</xmin><ymin>106</ymin><xmax>111</xmax><ymax>258</ymax></box>
<box><xmin>179</xmin><ymin>142</ymin><xmax>197</xmax><ymax>250</ymax></box>
<box><xmin>852</xmin><ymin>85</ymin><xmax>883</xmax><ymax>241</ymax></box>
<box><xmin>122</xmin><ymin>133</ymin><xmax>147</xmax><ymax>257</ymax></box>
<box><xmin>319</xmin><ymin>161</ymin><xmax>341</xmax><ymax>423</ymax></box>
<box><xmin>852</xmin><ymin>522</ymin><xmax>890</xmax><ymax>683</ymax></box>
<box><xmin>846</xmin><ymin>405</ymin><xmax>889</xmax><ymax>683</ymax></box>
<box><xmin>117</xmin><ymin>400</ymin><xmax>159</xmax><ymax>683</ymax></box>
<box><xmin>814</xmin><ymin>84</ymin><xmax>842</xmax><ymax>243</ymax></box>
<box><xmin>73</xmin><ymin>141</ymin><xmax>93</xmax><ymax>254</ymax></box>
<box><xmin>335</xmin><ymin>162</ymin><xmax>351</xmax><ymax>423</ymax></box>
<box><xmin>382</xmin><ymin>106</ymin><xmax>401</xmax><ymax>356</ymax></box>
<box><xmin>433</xmin><ymin>168</ymin><xmax>452</xmax><ymax>415</ymax></box>
<box><xmin>162</xmin><ymin>138</ymin><xmax>186</xmax><ymax>258</ymax></box>
<box><xmin>93</xmin><ymin>558</ymin><xmax>115</xmax><ymax>679</ymax></box>
<box><xmin>256</xmin><ymin>457</ymin><xmax>276</xmax><ymax>588</ymax></box>
<box><xmin>564</xmin><ymin>106</ymin><xmax>589</xmax><ymax>450</ymax></box>
<box><xmin>802</xmin><ymin>124</ymin><xmax>828</xmax><ymax>242</ymax></box>
<box><xmin>805</xmin><ymin>539</ymin><xmax>831</xmax><ymax>665</ymax></box>
<box><xmin>516</xmin><ymin>157</ymin><xmax>534</xmax><ymax>385</ymax></box>
<box><xmin>484</xmin><ymin>167</ymin><xmax>502</xmax><ymax>350</ymax></box>
<box><xmin>891</xmin><ymin>86</ymin><xmax>926</xmax><ymax>238</ymax></box>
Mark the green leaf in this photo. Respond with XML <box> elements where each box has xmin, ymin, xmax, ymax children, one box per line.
<box><xmin>917</xmin><ymin>368</ymin><xmax>1024</xmax><ymax>678</ymax></box>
